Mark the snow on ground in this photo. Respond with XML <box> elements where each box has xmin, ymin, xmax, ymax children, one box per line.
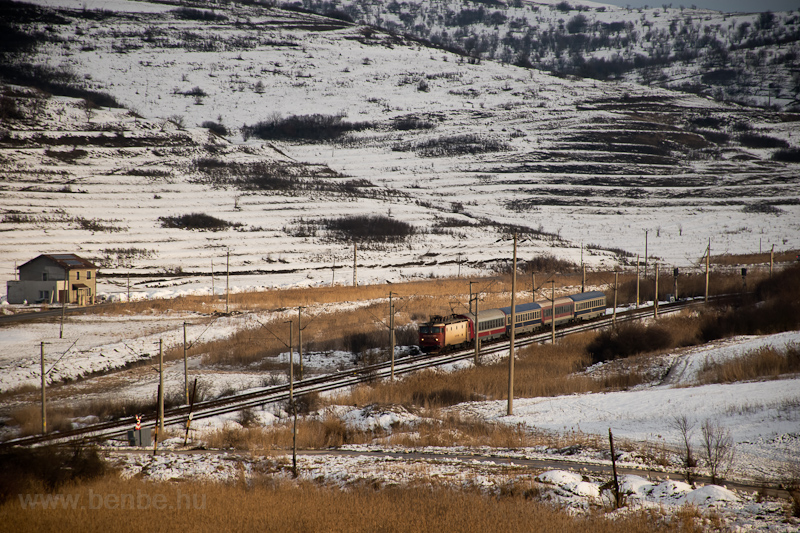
<box><xmin>110</xmin><ymin>450</ymin><xmax>797</xmax><ymax>530</ymax></box>
<box><xmin>453</xmin><ymin>331</ymin><xmax>800</xmax><ymax>484</ymax></box>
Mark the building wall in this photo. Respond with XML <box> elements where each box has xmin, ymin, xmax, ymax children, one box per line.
<box><xmin>19</xmin><ymin>257</ymin><xmax>66</xmax><ymax>282</ymax></box>
<box><xmin>6</xmin><ymin>280</ymin><xmax>67</xmax><ymax>304</ymax></box>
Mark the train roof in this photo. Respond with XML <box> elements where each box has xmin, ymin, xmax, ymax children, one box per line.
<box><xmin>460</xmin><ymin>308</ymin><xmax>506</xmax><ymax>322</ymax></box>
<box><xmin>499</xmin><ymin>302</ymin><xmax>541</xmax><ymax>314</ymax></box>
<box><xmin>568</xmin><ymin>291</ymin><xmax>606</xmax><ymax>302</ymax></box>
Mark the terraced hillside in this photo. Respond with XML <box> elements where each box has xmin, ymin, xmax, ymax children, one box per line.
<box><xmin>1</xmin><ymin>0</ymin><xmax>799</xmax><ymax>297</ymax></box>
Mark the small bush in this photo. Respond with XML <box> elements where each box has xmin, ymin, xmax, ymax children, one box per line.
<box><xmin>587</xmin><ymin>322</ymin><xmax>673</xmax><ymax>364</ymax></box>
<box><xmin>0</xmin><ymin>446</ymin><xmax>108</xmax><ymax>503</ymax></box>
<box><xmin>322</xmin><ymin>214</ymin><xmax>415</xmax><ymax>244</ymax></box>
<box><xmin>159</xmin><ymin>213</ymin><xmax>241</xmax><ymax>231</ymax></box>
<box><xmin>738</xmin><ymin>133</ymin><xmax>790</xmax><ymax>149</ymax></box>
<box><xmin>242</xmin><ymin>114</ymin><xmax>374</xmax><ymax>141</ymax></box>
<box><xmin>171</xmin><ymin>7</ymin><xmax>227</xmax><ymax>21</ymax></box>
<box><xmin>772</xmin><ymin>148</ymin><xmax>800</xmax><ymax>162</ymax></box>
<box><xmin>201</xmin><ymin>120</ymin><xmax>228</xmax><ymax>136</ymax></box>
<box><xmin>393</xmin><ymin>134</ymin><xmax>509</xmax><ymax>157</ymax></box>
<box><xmin>393</xmin><ymin>117</ymin><xmax>436</xmax><ymax>130</ymax></box>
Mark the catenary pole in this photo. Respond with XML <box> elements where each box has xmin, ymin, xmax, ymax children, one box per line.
<box><xmin>157</xmin><ymin>340</ymin><xmax>165</xmax><ymax>436</ymax></box>
<box><xmin>41</xmin><ymin>341</ymin><xmax>46</xmax><ymax>434</ymax></box>
<box><xmin>551</xmin><ymin>281</ymin><xmax>556</xmax><ymax>344</ymax></box>
<box><xmin>507</xmin><ymin>233</ymin><xmax>517</xmax><ymax>416</ymax></box>
<box><xmin>183</xmin><ymin>322</ymin><xmax>189</xmax><ymax>405</ymax></box>
<box><xmin>654</xmin><ymin>264</ymin><xmax>659</xmax><ymax>319</ymax></box>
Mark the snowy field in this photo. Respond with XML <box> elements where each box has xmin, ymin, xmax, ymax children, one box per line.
<box><xmin>2</xmin><ymin>0</ymin><xmax>799</xmax><ymax>302</ymax></box>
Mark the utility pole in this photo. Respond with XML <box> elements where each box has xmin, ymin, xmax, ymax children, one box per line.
<box><xmin>770</xmin><ymin>244</ymin><xmax>774</xmax><ymax>277</ymax></box>
<box><xmin>41</xmin><ymin>341</ymin><xmax>46</xmax><ymax>434</ymax></box>
<box><xmin>298</xmin><ymin>307</ymin><xmax>304</xmax><ymax>381</ymax></box>
<box><xmin>635</xmin><ymin>255</ymin><xmax>640</xmax><ymax>309</ymax></box>
<box><xmin>183</xmin><ymin>322</ymin><xmax>189</xmax><ymax>405</ymax></box>
<box><xmin>507</xmin><ymin>233</ymin><xmax>517</xmax><ymax>417</ymax></box>
<box><xmin>644</xmin><ymin>230</ymin><xmax>649</xmax><ymax>276</ymax></box>
<box><xmin>673</xmin><ymin>268</ymin><xmax>679</xmax><ymax>302</ymax></box>
<box><xmin>550</xmin><ymin>281</ymin><xmax>556</xmax><ymax>344</ymax></box>
<box><xmin>613</xmin><ymin>271</ymin><xmax>618</xmax><ymax>326</ymax></box>
<box><xmin>705</xmin><ymin>239</ymin><xmax>710</xmax><ymax>303</ymax></box>
<box><xmin>389</xmin><ymin>292</ymin><xmax>396</xmax><ymax>379</ymax></box>
<box><xmin>211</xmin><ymin>259</ymin><xmax>214</xmax><ymax>298</ymax></box>
<box><xmin>532</xmin><ymin>272</ymin><xmax>536</xmax><ymax>303</ymax></box>
<box><xmin>158</xmin><ymin>338</ymin><xmax>164</xmax><ymax>437</ymax></box>
<box><xmin>287</xmin><ymin>320</ymin><xmax>297</xmax><ymax>478</ymax></box>
<box><xmin>472</xmin><ymin>283</ymin><xmax>480</xmax><ymax>365</ymax></box>
<box><xmin>288</xmin><ymin>321</ymin><xmax>294</xmax><ymax>400</ymax></box>
<box><xmin>353</xmin><ymin>243</ymin><xmax>357</xmax><ymax>287</ymax></box>
<box><xmin>654</xmin><ymin>264</ymin><xmax>659</xmax><ymax>319</ymax></box>
<box><xmin>332</xmin><ymin>257</ymin><xmax>335</xmax><ymax>286</ymax></box>
<box><xmin>581</xmin><ymin>244</ymin><xmax>585</xmax><ymax>293</ymax></box>
<box><xmin>60</xmin><ymin>296</ymin><xmax>66</xmax><ymax>339</ymax></box>
<box><xmin>226</xmin><ymin>249</ymin><xmax>230</xmax><ymax>314</ymax></box>
<box><xmin>127</xmin><ymin>273</ymin><xmax>130</xmax><ymax>303</ymax></box>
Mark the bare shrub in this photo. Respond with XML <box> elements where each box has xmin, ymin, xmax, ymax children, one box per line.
<box><xmin>0</xmin><ymin>445</ymin><xmax>108</xmax><ymax>503</ymax></box>
<box><xmin>242</xmin><ymin>113</ymin><xmax>374</xmax><ymax>141</ymax></box>
<box><xmin>700</xmin><ymin>419</ymin><xmax>735</xmax><ymax>484</ymax></box>
<box><xmin>671</xmin><ymin>414</ymin><xmax>698</xmax><ymax>483</ymax></box>
<box><xmin>322</xmin><ymin>214</ymin><xmax>415</xmax><ymax>244</ymax></box>
<box><xmin>696</xmin><ymin>344</ymin><xmax>800</xmax><ymax>384</ymax></box>
<box><xmin>586</xmin><ymin>322</ymin><xmax>673</xmax><ymax>364</ymax></box>
<box><xmin>201</xmin><ymin>120</ymin><xmax>228</xmax><ymax>136</ymax></box>
<box><xmin>159</xmin><ymin>212</ymin><xmax>242</xmax><ymax>231</ymax></box>
<box><xmin>738</xmin><ymin>133</ymin><xmax>790</xmax><ymax>149</ymax></box>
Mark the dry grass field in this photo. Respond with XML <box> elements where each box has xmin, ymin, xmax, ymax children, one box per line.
<box><xmin>0</xmin><ymin>461</ymin><xmax>714</xmax><ymax>533</ymax></box>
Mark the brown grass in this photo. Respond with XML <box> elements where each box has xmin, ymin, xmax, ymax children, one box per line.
<box><xmin>328</xmin><ymin>332</ymin><xmax>653</xmax><ymax>410</ymax></box>
<box><xmin>697</xmin><ymin>344</ymin><xmax>800</xmax><ymax>385</ymax></box>
<box><xmin>710</xmin><ymin>250</ymin><xmax>798</xmax><ymax>266</ymax></box>
<box><xmin>0</xmin><ymin>473</ymin><xmax>698</xmax><ymax>533</ymax></box>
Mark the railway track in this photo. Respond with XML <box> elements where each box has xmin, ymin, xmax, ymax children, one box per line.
<box><xmin>1</xmin><ymin>297</ymin><xmax>708</xmax><ymax>448</ymax></box>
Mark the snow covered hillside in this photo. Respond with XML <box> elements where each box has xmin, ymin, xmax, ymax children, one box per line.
<box><xmin>2</xmin><ymin>0</ymin><xmax>799</xmax><ymax>300</ymax></box>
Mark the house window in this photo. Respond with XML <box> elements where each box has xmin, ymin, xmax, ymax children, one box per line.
<box><xmin>76</xmin><ymin>271</ymin><xmax>80</xmax><ymax>280</ymax></box>
<box><xmin>87</xmin><ymin>271</ymin><xmax>92</xmax><ymax>280</ymax></box>
<box><xmin>42</xmin><ymin>272</ymin><xmax>48</xmax><ymax>281</ymax></box>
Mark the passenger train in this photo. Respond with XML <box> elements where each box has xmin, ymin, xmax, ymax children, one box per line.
<box><xmin>418</xmin><ymin>290</ymin><xmax>607</xmax><ymax>352</ymax></box>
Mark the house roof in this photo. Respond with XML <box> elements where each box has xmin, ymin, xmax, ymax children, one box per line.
<box><xmin>19</xmin><ymin>254</ymin><xmax>99</xmax><ymax>271</ymax></box>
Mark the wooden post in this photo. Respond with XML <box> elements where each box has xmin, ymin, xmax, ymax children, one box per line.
<box><xmin>581</xmin><ymin>243</ymin><xmax>585</xmax><ymax>293</ymax></box>
<box><xmin>705</xmin><ymin>240</ymin><xmax>710</xmax><ymax>303</ymax></box>
<box><xmin>41</xmin><ymin>341</ymin><xmax>46</xmax><ymax>435</ymax></box>
<box><xmin>389</xmin><ymin>293</ymin><xmax>395</xmax><ymax>379</ymax></box>
<box><xmin>226</xmin><ymin>249</ymin><xmax>230</xmax><ymax>313</ymax></box>
<box><xmin>644</xmin><ymin>230</ymin><xmax>648</xmax><ymax>276</ymax></box>
<box><xmin>609</xmin><ymin>429</ymin><xmax>621</xmax><ymax>509</ymax></box>
<box><xmin>60</xmin><ymin>296</ymin><xmax>66</xmax><ymax>339</ymax></box>
<box><xmin>183</xmin><ymin>322</ymin><xmax>188</xmax><ymax>405</ymax></box>
<box><xmin>288</xmin><ymin>320</ymin><xmax>297</xmax><ymax>477</ymax></box>
<box><xmin>636</xmin><ymin>255</ymin><xmax>640</xmax><ymax>309</ymax></box>
<box><xmin>183</xmin><ymin>378</ymin><xmax>198</xmax><ymax>447</ymax></box>
<box><xmin>211</xmin><ymin>259</ymin><xmax>214</xmax><ymax>298</ymax></box>
<box><xmin>158</xmin><ymin>338</ymin><xmax>164</xmax><ymax>437</ymax></box>
<box><xmin>551</xmin><ymin>281</ymin><xmax>556</xmax><ymax>344</ymax></box>
<box><xmin>353</xmin><ymin>243</ymin><xmax>357</xmax><ymax>287</ymax></box>
<box><xmin>127</xmin><ymin>273</ymin><xmax>130</xmax><ymax>303</ymax></box>
<box><xmin>654</xmin><ymin>264</ymin><xmax>659</xmax><ymax>319</ymax></box>
<box><xmin>613</xmin><ymin>271</ymin><xmax>618</xmax><ymax>326</ymax></box>
<box><xmin>298</xmin><ymin>307</ymin><xmax>304</xmax><ymax>381</ymax></box>
<box><xmin>532</xmin><ymin>273</ymin><xmax>536</xmax><ymax>303</ymax></box>
<box><xmin>770</xmin><ymin>245</ymin><xmax>774</xmax><ymax>277</ymax></box>
<box><xmin>471</xmin><ymin>281</ymin><xmax>480</xmax><ymax>366</ymax></box>
<box><xmin>288</xmin><ymin>321</ymin><xmax>293</xmax><ymax>401</ymax></box>
<box><xmin>507</xmin><ymin>233</ymin><xmax>516</xmax><ymax>417</ymax></box>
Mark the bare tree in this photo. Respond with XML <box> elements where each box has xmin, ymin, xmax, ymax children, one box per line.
<box><xmin>671</xmin><ymin>414</ymin><xmax>697</xmax><ymax>484</ymax></box>
<box><xmin>700</xmin><ymin>419</ymin><xmax>735</xmax><ymax>484</ymax></box>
